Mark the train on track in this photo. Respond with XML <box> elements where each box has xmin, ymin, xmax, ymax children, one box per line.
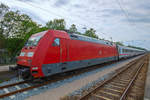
<box><xmin>16</xmin><ymin>30</ymin><xmax>145</xmax><ymax>80</ymax></box>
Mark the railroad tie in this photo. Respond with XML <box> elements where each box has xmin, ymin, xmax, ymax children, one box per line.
<box><xmin>98</xmin><ymin>90</ymin><xmax>120</xmax><ymax>97</ymax></box>
<box><xmin>107</xmin><ymin>84</ymin><xmax>125</xmax><ymax>90</ymax></box>
<box><xmin>3</xmin><ymin>88</ymin><xmax>15</xmax><ymax>99</ymax></box>
<box><xmin>103</xmin><ymin>87</ymin><xmax>122</xmax><ymax>93</ymax></box>
<box><xmin>110</xmin><ymin>82</ymin><xmax>126</xmax><ymax>87</ymax></box>
<box><xmin>91</xmin><ymin>93</ymin><xmax>112</xmax><ymax>100</ymax></box>
<box><xmin>15</xmin><ymin>85</ymin><xmax>28</xmax><ymax>94</ymax></box>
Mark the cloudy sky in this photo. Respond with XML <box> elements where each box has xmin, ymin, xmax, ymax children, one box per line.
<box><xmin>0</xmin><ymin>0</ymin><xmax>150</xmax><ymax>50</ymax></box>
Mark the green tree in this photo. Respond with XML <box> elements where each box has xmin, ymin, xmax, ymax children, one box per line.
<box><xmin>0</xmin><ymin>3</ymin><xmax>9</xmax><ymax>35</ymax></box>
<box><xmin>0</xmin><ymin>3</ymin><xmax>9</xmax><ymax>17</ymax></box>
<box><xmin>69</xmin><ymin>24</ymin><xmax>77</xmax><ymax>33</ymax></box>
<box><xmin>0</xmin><ymin>3</ymin><xmax>9</xmax><ymax>49</ymax></box>
<box><xmin>0</xmin><ymin>11</ymin><xmax>37</xmax><ymax>38</ymax></box>
<box><xmin>75</xmin><ymin>32</ymin><xmax>81</xmax><ymax>34</ymax></box>
<box><xmin>0</xmin><ymin>34</ymin><xmax>5</xmax><ymax>49</ymax></box>
<box><xmin>115</xmin><ymin>41</ymin><xmax>124</xmax><ymax>46</ymax></box>
<box><xmin>46</xmin><ymin>19</ymin><xmax>66</xmax><ymax>30</ymax></box>
<box><xmin>0</xmin><ymin>3</ymin><xmax>46</xmax><ymax>57</ymax></box>
<box><xmin>84</xmin><ymin>28</ymin><xmax>99</xmax><ymax>39</ymax></box>
<box><xmin>5</xmin><ymin>38</ymin><xmax>24</xmax><ymax>56</ymax></box>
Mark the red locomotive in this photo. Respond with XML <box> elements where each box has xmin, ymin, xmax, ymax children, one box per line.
<box><xmin>16</xmin><ymin>30</ymin><xmax>144</xmax><ymax>79</ymax></box>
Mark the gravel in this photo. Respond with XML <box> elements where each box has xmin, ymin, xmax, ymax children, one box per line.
<box><xmin>67</xmin><ymin>69</ymin><xmax>115</xmax><ymax>97</ymax></box>
<box><xmin>0</xmin><ymin>77</ymin><xmax>23</xmax><ymax>87</ymax></box>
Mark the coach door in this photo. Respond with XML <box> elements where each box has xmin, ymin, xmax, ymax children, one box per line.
<box><xmin>60</xmin><ymin>38</ymin><xmax>68</xmax><ymax>70</ymax></box>
<box><xmin>51</xmin><ymin>38</ymin><xmax>61</xmax><ymax>63</ymax></box>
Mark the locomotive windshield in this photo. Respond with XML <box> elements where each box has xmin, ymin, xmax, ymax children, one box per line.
<box><xmin>25</xmin><ymin>31</ymin><xmax>47</xmax><ymax>46</ymax></box>
<box><xmin>25</xmin><ymin>36</ymin><xmax>43</xmax><ymax>46</ymax></box>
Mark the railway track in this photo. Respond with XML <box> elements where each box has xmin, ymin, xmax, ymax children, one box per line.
<box><xmin>0</xmin><ymin>55</ymin><xmax>145</xmax><ymax>99</ymax></box>
<box><xmin>77</xmin><ymin>55</ymin><xmax>149</xmax><ymax>100</ymax></box>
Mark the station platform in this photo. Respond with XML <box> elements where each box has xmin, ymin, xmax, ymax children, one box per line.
<box><xmin>0</xmin><ymin>64</ymin><xmax>16</xmax><ymax>72</ymax></box>
<box><xmin>0</xmin><ymin>64</ymin><xmax>17</xmax><ymax>82</ymax></box>
<box><xmin>144</xmin><ymin>57</ymin><xmax>150</xmax><ymax>100</ymax></box>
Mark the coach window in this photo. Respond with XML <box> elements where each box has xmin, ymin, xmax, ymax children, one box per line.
<box><xmin>52</xmin><ymin>38</ymin><xmax>60</xmax><ymax>46</ymax></box>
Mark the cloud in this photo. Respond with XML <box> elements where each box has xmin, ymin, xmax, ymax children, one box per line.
<box><xmin>54</xmin><ymin>0</ymin><xmax>70</xmax><ymax>7</ymax></box>
<box><xmin>72</xmin><ymin>4</ymin><xmax>85</xmax><ymax>9</ymax></box>
<box><xmin>0</xmin><ymin>0</ymin><xmax>150</xmax><ymax>49</ymax></box>
<box><xmin>101</xmin><ymin>9</ymin><xmax>123</xmax><ymax>16</ymax></box>
<box><xmin>130</xmin><ymin>18</ymin><xmax>150</xmax><ymax>24</ymax></box>
<box><xmin>121</xmin><ymin>11</ymin><xmax>150</xmax><ymax>24</ymax></box>
<box><xmin>137</xmin><ymin>1</ymin><xmax>150</xmax><ymax>11</ymax></box>
<box><xmin>17</xmin><ymin>0</ymin><xmax>31</xmax><ymax>2</ymax></box>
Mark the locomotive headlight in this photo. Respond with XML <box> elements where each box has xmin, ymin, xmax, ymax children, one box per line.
<box><xmin>20</xmin><ymin>52</ymin><xmax>25</xmax><ymax>56</ymax></box>
<box><xmin>27</xmin><ymin>52</ymin><xmax>34</xmax><ymax>57</ymax></box>
<box><xmin>32</xmin><ymin>67</ymin><xmax>38</xmax><ymax>70</ymax></box>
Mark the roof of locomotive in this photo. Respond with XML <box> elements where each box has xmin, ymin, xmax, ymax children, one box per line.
<box><xmin>31</xmin><ymin>30</ymin><xmax>114</xmax><ymax>46</ymax></box>
<box><xmin>68</xmin><ymin>33</ymin><xmax>114</xmax><ymax>46</ymax></box>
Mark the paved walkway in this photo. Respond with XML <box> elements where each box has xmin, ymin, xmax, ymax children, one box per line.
<box><xmin>0</xmin><ymin>64</ymin><xmax>16</xmax><ymax>71</ymax></box>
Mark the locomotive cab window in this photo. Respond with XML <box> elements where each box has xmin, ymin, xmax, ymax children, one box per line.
<box><xmin>52</xmin><ymin>38</ymin><xmax>60</xmax><ymax>46</ymax></box>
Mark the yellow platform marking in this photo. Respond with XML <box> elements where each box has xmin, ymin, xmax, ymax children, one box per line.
<box><xmin>92</xmin><ymin>93</ymin><xmax>112</xmax><ymax>100</ymax></box>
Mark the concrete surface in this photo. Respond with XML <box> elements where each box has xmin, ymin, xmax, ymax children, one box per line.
<box><xmin>26</xmin><ymin>56</ymin><xmax>142</xmax><ymax>100</ymax></box>
<box><xmin>0</xmin><ymin>64</ymin><xmax>16</xmax><ymax>71</ymax></box>
<box><xmin>0</xmin><ymin>65</ymin><xmax>17</xmax><ymax>82</ymax></box>
<box><xmin>144</xmin><ymin>57</ymin><xmax>150</xmax><ymax>100</ymax></box>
